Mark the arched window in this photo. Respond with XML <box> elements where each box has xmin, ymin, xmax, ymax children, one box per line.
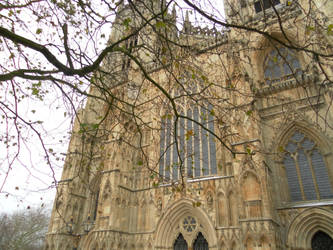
<box><xmin>311</xmin><ymin>231</ymin><xmax>333</xmax><ymax>250</ymax></box>
<box><xmin>283</xmin><ymin>131</ymin><xmax>333</xmax><ymax>202</ymax></box>
<box><xmin>193</xmin><ymin>232</ymin><xmax>208</xmax><ymax>250</ymax></box>
<box><xmin>174</xmin><ymin>233</ymin><xmax>188</xmax><ymax>250</ymax></box>
<box><xmin>264</xmin><ymin>47</ymin><xmax>301</xmax><ymax>85</ymax></box>
<box><xmin>193</xmin><ymin>232</ymin><xmax>209</xmax><ymax>250</ymax></box>
<box><xmin>159</xmin><ymin>74</ymin><xmax>217</xmax><ymax>181</ymax></box>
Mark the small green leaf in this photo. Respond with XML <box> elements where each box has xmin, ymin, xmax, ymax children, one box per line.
<box><xmin>31</xmin><ymin>87</ymin><xmax>39</xmax><ymax>96</ymax></box>
<box><xmin>327</xmin><ymin>24</ymin><xmax>333</xmax><ymax>36</ymax></box>
<box><xmin>155</xmin><ymin>21</ymin><xmax>166</xmax><ymax>29</ymax></box>
<box><xmin>152</xmin><ymin>182</ymin><xmax>159</xmax><ymax>187</ymax></box>
<box><xmin>246</xmin><ymin>148</ymin><xmax>251</xmax><ymax>154</ymax></box>
<box><xmin>92</xmin><ymin>123</ymin><xmax>99</xmax><ymax>130</ymax></box>
<box><xmin>36</xmin><ymin>28</ymin><xmax>42</xmax><ymax>34</ymax></box>
<box><xmin>305</xmin><ymin>26</ymin><xmax>315</xmax><ymax>35</ymax></box>
<box><xmin>246</xmin><ymin>110</ymin><xmax>253</xmax><ymax>116</ymax></box>
<box><xmin>122</xmin><ymin>18</ymin><xmax>131</xmax><ymax>28</ymax></box>
<box><xmin>137</xmin><ymin>160</ymin><xmax>143</xmax><ymax>166</ymax></box>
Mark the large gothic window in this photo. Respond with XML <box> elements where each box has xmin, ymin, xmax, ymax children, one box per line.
<box><xmin>174</xmin><ymin>234</ymin><xmax>188</xmax><ymax>250</ymax></box>
<box><xmin>159</xmin><ymin>105</ymin><xmax>217</xmax><ymax>181</ymax></box>
<box><xmin>283</xmin><ymin>131</ymin><xmax>333</xmax><ymax>202</ymax></box>
<box><xmin>159</xmin><ymin>75</ymin><xmax>217</xmax><ymax>181</ymax></box>
<box><xmin>193</xmin><ymin>232</ymin><xmax>209</xmax><ymax>250</ymax></box>
<box><xmin>264</xmin><ymin>47</ymin><xmax>301</xmax><ymax>85</ymax></box>
<box><xmin>311</xmin><ymin>231</ymin><xmax>333</xmax><ymax>250</ymax></box>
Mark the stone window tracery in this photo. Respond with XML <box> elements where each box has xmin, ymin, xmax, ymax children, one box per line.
<box><xmin>159</xmin><ymin>73</ymin><xmax>217</xmax><ymax>181</ymax></box>
<box><xmin>283</xmin><ymin>131</ymin><xmax>333</xmax><ymax>202</ymax></box>
<box><xmin>182</xmin><ymin>216</ymin><xmax>197</xmax><ymax>233</ymax></box>
<box><xmin>264</xmin><ymin>47</ymin><xmax>301</xmax><ymax>85</ymax></box>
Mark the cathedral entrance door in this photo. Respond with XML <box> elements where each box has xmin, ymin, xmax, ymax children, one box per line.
<box><xmin>193</xmin><ymin>232</ymin><xmax>208</xmax><ymax>250</ymax></box>
<box><xmin>311</xmin><ymin>231</ymin><xmax>333</xmax><ymax>250</ymax></box>
<box><xmin>174</xmin><ymin>234</ymin><xmax>188</xmax><ymax>250</ymax></box>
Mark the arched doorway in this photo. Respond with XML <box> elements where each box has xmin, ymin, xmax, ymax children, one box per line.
<box><xmin>311</xmin><ymin>231</ymin><xmax>333</xmax><ymax>250</ymax></box>
<box><xmin>174</xmin><ymin>234</ymin><xmax>188</xmax><ymax>250</ymax></box>
<box><xmin>193</xmin><ymin>232</ymin><xmax>209</xmax><ymax>250</ymax></box>
<box><xmin>154</xmin><ymin>199</ymin><xmax>218</xmax><ymax>249</ymax></box>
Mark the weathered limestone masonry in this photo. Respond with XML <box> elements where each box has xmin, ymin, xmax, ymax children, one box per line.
<box><xmin>46</xmin><ymin>0</ymin><xmax>333</xmax><ymax>249</ymax></box>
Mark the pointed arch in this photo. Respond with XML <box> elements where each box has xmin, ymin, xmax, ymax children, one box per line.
<box><xmin>154</xmin><ymin>199</ymin><xmax>218</xmax><ymax>249</ymax></box>
<box><xmin>173</xmin><ymin>233</ymin><xmax>188</xmax><ymax>250</ymax></box>
<box><xmin>311</xmin><ymin>231</ymin><xmax>333</xmax><ymax>249</ymax></box>
<box><xmin>253</xmin><ymin>31</ymin><xmax>305</xmax><ymax>86</ymax></box>
<box><xmin>274</xmin><ymin>123</ymin><xmax>333</xmax><ymax>202</ymax></box>
<box><xmin>217</xmin><ymin>192</ymin><xmax>227</xmax><ymax>226</ymax></box>
<box><xmin>228</xmin><ymin>190</ymin><xmax>238</xmax><ymax>226</ymax></box>
<box><xmin>193</xmin><ymin>232</ymin><xmax>209</xmax><ymax>250</ymax></box>
<box><xmin>263</xmin><ymin>46</ymin><xmax>302</xmax><ymax>85</ymax></box>
<box><xmin>274</xmin><ymin>121</ymin><xmax>331</xmax><ymax>155</ymax></box>
<box><xmin>287</xmin><ymin>207</ymin><xmax>333</xmax><ymax>249</ymax></box>
<box><xmin>241</xmin><ymin>171</ymin><xmax>262</xmax><ymax>218</ymax></box>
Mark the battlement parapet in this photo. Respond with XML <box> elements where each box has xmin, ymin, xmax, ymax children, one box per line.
<box><xmin>179</xmin><ymin>29</ymin><xmax>229</xmax><ymax>50</ymax></box>
<box><xmin>143</xmin><ymin>29</ymin><xmax>229</xmax><ymax>73</ymax></box>
<box><xmin>182</xmin><ymin>26</ymin><xmax>227</xmax><ymax>38</ymax></box>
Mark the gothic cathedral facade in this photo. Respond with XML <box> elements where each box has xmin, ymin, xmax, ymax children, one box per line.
<box><xmin>46</xmin><ymin>0</ymin><xmax>333</xmax><ymax>249</ymax></box>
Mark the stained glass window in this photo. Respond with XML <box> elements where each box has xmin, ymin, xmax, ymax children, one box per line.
<box><xmin>193</xmin><ymin>232</ymin><xmax>209</xmax><ymax>250</ymax></box>
<box><xmin>159</xmin><ymin>105</ymin><xmax>217</xmax><ymax>181</ymax></box>
<box><xmin>264</xmin><ymin>47</ymin><xmax>301</xmax><ymax>85</ymax></box>
<box><xmin>182</xmin><ymin>216</ymin><xmax>197</xmax><ymax>233</ymax></box>
<box><xmin>283</xmin><ymin>131</ymin><xmax>333</xmax><ymax>202</ymax></box>
<box><xmin>174</xmin><ymin>234</ymin><xmax>188</xmax><ymax>250</ymax></box>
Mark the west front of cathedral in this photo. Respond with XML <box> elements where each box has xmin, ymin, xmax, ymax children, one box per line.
<box><xmin>45</xmin><ymin>0</ymin><xmax>333</xmax><ymax>249</ymax></box>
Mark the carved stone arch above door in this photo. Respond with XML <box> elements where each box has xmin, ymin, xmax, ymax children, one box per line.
<box><xmin>287</xmin><ymin>207</ymin><xmax>333</xmax><ymax>249</ymax></box>
<box><xmin>154</xmin><ymin>198</ymin><xmax>218</xmax><ymax>249</ymax></box>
